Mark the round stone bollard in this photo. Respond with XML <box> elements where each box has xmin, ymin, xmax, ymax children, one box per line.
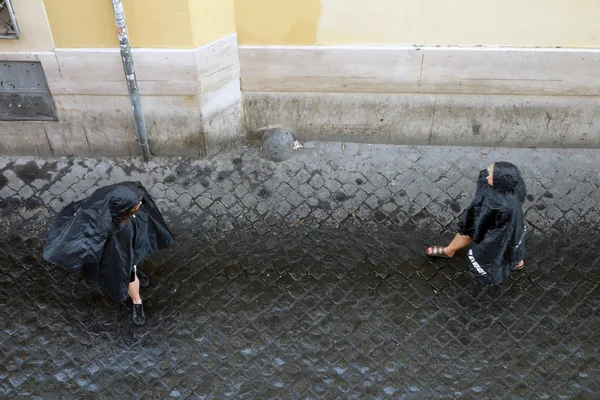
<box><xmin>261</xmin><ymin>128</ymin><xmax>294</xmax><ymax>162</ymax></box>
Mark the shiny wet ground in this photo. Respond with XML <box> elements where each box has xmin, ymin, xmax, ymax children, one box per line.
<box><xmin>1</xmin><ymin>144</ymin><xmax>599</xmax><ymax>398</ymax></box>
<box><xmin>1</xmin><ymin>225</ymin><xmax>599</xmax><ymax>399</ymax></box>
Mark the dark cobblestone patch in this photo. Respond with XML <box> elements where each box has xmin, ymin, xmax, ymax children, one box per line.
<box><xmin>0</xmin><ymin>144</ymin><xmax>600</xmax><ymax>398</ymax></box>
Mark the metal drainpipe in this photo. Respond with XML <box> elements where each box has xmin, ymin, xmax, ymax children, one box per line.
<box><xmin>111</xmin><ymin>0</ymin><xmax>151</xmax><ymax>161</ymax></box>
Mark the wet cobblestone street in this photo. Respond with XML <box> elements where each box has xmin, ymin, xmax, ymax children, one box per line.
<box><xmin>1</xmin><ymin>143</ymin><xmax>599</xmax><ymax>399</ymax></box>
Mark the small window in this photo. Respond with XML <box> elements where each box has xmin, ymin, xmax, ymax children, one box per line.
<box><xmin>0</xmin><ymin>0</ymin><xmax>20</xmax><ymax>39</ymax></box>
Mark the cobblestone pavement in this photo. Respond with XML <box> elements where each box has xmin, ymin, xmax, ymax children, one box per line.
<box><xmin>0</xmin><ymin>143</ymin><xmax>599</xmax><ymax>399</ymax></box>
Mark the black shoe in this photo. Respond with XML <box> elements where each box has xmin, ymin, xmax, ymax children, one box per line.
<box><xmin>136</xmin><ymin>269</ymin><xmax>150</xmax><ymax>288</ymax></box>
<box><xmin>132</xmin><ymin>303</ymin><xmax>145</xmax><ymax>326</ymax></box>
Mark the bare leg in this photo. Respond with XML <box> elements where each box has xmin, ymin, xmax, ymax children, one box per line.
<box><xmin>444</xmin><ymin>233</ymin><xmax>472</xmax><ymax>257</ymax></box>
<box><xmin>427</xmin><ymin>233</ymin><xmax>472</xmax><ymax>258</ymax></box>
<box><xmin>128</xmin><ymin>275</ymin><xmax>142</xmax><ymax>305</ymax></box>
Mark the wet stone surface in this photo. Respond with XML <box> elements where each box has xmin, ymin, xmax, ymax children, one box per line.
<box><xmin>0</xmin><ymin>143</ymin><xmax>599</xmax><ymax>399</ymax></box>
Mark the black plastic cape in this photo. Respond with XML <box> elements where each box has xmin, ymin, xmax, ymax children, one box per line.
<box><xmin>458</xmin><ymin>162</ymin><xmax>526</xmax><ymax>285</ymax></box>
<box><xmin>43</xmin><ymin>182</ymin><xmax>175</xmax><ymax>301</ymax></box>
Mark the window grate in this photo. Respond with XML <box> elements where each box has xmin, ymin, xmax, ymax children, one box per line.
<box><xmin>0</xmin><ymin>0</ymin><xmax>19</xmax><ymax>39</ymax></box>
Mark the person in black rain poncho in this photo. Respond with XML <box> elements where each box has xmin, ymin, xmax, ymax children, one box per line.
<box><xmin>426</xmin><ymin>162</ymin><xmax>527</xmax><ymax>285</ymax></box>
<box><xmin>43</xmin><ymin>182</ymin><xmax>175</xmax><ymax>326</ymax></box>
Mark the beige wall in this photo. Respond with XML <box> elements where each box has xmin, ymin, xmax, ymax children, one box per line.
<box><xmin>235</xmin><ymin>0</ymin><xmax>600</xmax><ymax>48</ymax></box>
<box><xmin>0</xmin><ymin>0</ymin><xmax>54</xmax><ymax>51</ymax></box>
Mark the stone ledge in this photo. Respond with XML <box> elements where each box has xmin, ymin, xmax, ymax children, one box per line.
<box><xmin>244</xmin><ymin>92</ymin><xmax>600</xmax><ymax>149</ymax></box>
<box><xmin>240</xmin><ymin>45</ymin><xmax>600</xmax><ymax>96</ymax></box>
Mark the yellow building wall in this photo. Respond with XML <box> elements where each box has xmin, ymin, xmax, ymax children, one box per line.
<box><xmin>6</xmin><ymin>0</ymin><xmax>598</xmax><ymax>52</ymax></box>
<box><xmin>42</xmin><ymin>0</ymin><xmax>235</xmax><ymax>49</ymax></box>
<box><xmin>234</xmin><ymin>0</ymin><xmax>321</xmax><ymax>46</ymax></box>
<box><xmin>189</xmin><ymin>0</ymin><xmax>236</xmax><ymax>47</ymax></box>
<box><xmin>44</xmin><ymin>0</ymin><xmax>193</xmax><ymax>48</ymax></box>
<box><xmin>0</xmin><ymin>0</ymin><xmax>55</xmax><ymax>52</ymax></box>
<box><xmin>235</xmin><ymin>0</ymin><xmax>600</xmax><ymax>48</ymax></box>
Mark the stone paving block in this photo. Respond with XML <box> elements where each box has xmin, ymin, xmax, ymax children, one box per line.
<box><xmin>404</xmin><ymin>184</ymin><xmax>421</xmax><ymax>200</ymax></box>
<box><xmin>70</xmin><ymin>178</ymin><xmax>94</xmax><ymax>197</ymax></box>
<box><xmin>234</xmin><ymin>184</ymin><xmax>249</xmax><ymax>199</ymax></box>
<box><xmin>343</xmin><ymin>199</ymin><xmax>361</xmax><ymax>214</ymax></box>
<box><xmin>47</xmin><ymin>181</ymin><xmax>69</xmax><ymax>197</ymax></box>
<box><xmin>208</xmin><ymin>185</ymin><xmax>226</xmax><ymax>201</ymax></box>
<box><xmin>342</xmin><ymin>183</ymin><xmax>358</xmax><ymax>197</ymax></box>
<box><xmin>241</xmin><ymin>193</ymin><xmax>258</xmax><ymax>208</ymax></box>
<box><xmin>295</xmin><ymin>203</ymin><xmax>311</xmax><ymax>219</ymax></box>
<box><xmin>305</xmin><ymin>196</ymin><xmax>319</xmax><ymax>208</ymax></box>
<box><xmin>59</xmin><ymin>188</ymin><xmax>78</xmax><ymax>205</ymax></box>
<box><xmin>309</xmin><ymin>174</ymin><xmax>325</xmax><ymax>189</ymax></box>
<box><xmin>353</xmin><ymin>189</ymin><xmax>368</xmax><ymax>205</ymax></box>
<box><xmin>277</xmin><ymin>183</ymin><xmax>293</xmax><ymax>197</ymax></box>
<box><xmin>297</xmin><ymin>183</ymin><xmax>314</xmax><ymax>199</ymax></box>
<box><xmin>3</xmin><ymin>169</ymin><xmax>25</xmax><ymax>192</ymax></box>
<box><xmin>365</xmin><ymin>194</ymin><xmax>379</xmax><ymax>209</ymax></box>
<box><xmin>60</xmin><ymin>172</ymin><xmax>82</xmax><ymax>189</ymax></box>
<box><xmin>0</xmin><ymin>186</ymin><xmax>16</xmax><ymax>199</ymax></box>
<box><xmin>325</xmin><ymin>178</ymin><xmax>342</xmax><ymax>193</ymax></box>
<box><xmin>177</xmin><ymin>193</ymin><xmax>193</xmax><ymax>209</ymax></box>
<box><xmin>374</xmin><ymin>187</ymin><xmax>392</xmax><ymax>201</ymax></box>
<box><xmin>316</xmin><ymin>187</ymin><xmax>331</xmax><ymax>201</ymax></box>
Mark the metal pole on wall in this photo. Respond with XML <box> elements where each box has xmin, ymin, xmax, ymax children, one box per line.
<box><xmin>111</xmin><ymin>0</ymin><xmax>151</xmax><ymax>161</ymax></box>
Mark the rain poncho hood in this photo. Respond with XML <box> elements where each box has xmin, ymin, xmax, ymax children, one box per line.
<box><xmin>458</xmin><ymin>162</ymin><xmax>526</xmax><ymax>284</ymax></box>
<box><xmin>43</xmin><ymin>182</ymin><xmax>175</xmax><ymax>301</ymax></box>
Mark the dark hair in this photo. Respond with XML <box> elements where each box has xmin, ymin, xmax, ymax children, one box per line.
<box><xmin>120</xmin><ymin>202</ymin><xmax>141</xmax><ymax>223</ymax></box>
<box><xmin>493</xmin><ymin>162</ymin><xmax>521</xmax><ymax>194</ymax></box>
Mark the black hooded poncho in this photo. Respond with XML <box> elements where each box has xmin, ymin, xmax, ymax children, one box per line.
<box><xmin>458</xmin><ymin>162</ymin><xmax>527</xmax><ymax>285</ymax></box>
<box><xmin>43</xmin><ymin>182</ymin><xmax>175</xmax><ymax>301</ymax></box>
